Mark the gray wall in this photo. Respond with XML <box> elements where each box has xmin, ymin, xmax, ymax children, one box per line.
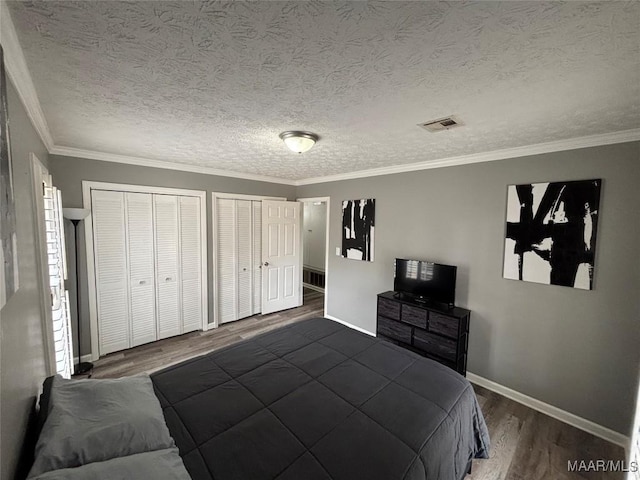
<box><xmin>1</xmin><ymin>80</ymin><xmax>50</xmax><ymax>479</ymax></box>
<box><xmin>297</xmin><ymin>142</ymin><xmax>640</xmax><ymax>436</ymax></box>
<box><xmin>302</xmin><ymin>202</ymin><xmax>327</xmax><ymax>271</ymax></box>
<box><xmin>49</xmin><ymin>155</ymin><xmax>296</xmax><ymax>359</ymax></box>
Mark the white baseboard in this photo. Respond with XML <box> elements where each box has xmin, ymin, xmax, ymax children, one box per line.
<box><xmin>467</xmin><ymin>372</ymin><xmax>630</xmax><ymax>449</ymax></box>
<box><xmin>324</xmin><ymin>314</ymin><xmax>376</xmax><ymax>337</ymax></box>
<box><xmin>303</xmin><ymin>282</ymin><xmax>325</xmax><ymax>293</ymax></box>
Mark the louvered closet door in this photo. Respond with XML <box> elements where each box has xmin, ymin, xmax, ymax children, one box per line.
<box><xmin>125</xmin><ymin>193</ymin><xmax>157</xmax><ymax>347</ymax></box>
<box><xmin>179</xmin><ymin>196</ymin><xmax>202</xmax><ymax>333</ymax></box>
<box><xmin>92</xmin><ymin>190</ymin><xmax>130</xmax><ymax>355</ymax></box>
<box><xmin>217</xmin><ymin>198</ymin><xmax>237</xmax><ymax>324</ymax></box>
<box><xmin>154</xmin><ymin>195</ymin><xmax>181</xmax><ymax>339</ymax></box>
<box><xmin>252</xmin><ymin>201</ymin><xmax>262</xmax><ymax>315</ymax></box>
<box><xmin>237</xmin><ymin>200</ymin><xmax>253</xmax><ymax>320</ymax></box>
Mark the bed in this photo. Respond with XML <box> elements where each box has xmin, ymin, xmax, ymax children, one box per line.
<box><xmin>31</xmin><ymin>317</ymin><xmax>489</xmax><ymax>480</ymax></box>
<box><xmin>151</xmin><ymin>317</ymin><xmax>490</xmax><ymax>480</ymax></box>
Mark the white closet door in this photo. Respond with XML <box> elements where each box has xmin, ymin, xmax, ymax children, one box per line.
<box><xmin>92</xmin><ymin>190</ymin><xmax>130</xmax><ymax>355</ymax></box>
<box><xmin>217</xmin><ymin>198</ymin><xmax>237</xmax><ymax>324</ymax></box>
<box><xmin>237</xmin><ymin>200</ymin><xmax>253</xmax><ymax>320</ymax></box>
<box><xmin>125</xmin><ymin>193</ymin><xmax>157</xmax><ymax>347</ymax></box>
<box><xmin>180</xmin><ymin>196</ymin><xmax>202</xmax><ymax>333</ymax></box>
<box><xmin>154</xmin><ymin>195</ymin><xmax>181</xmax><ymax>339</ymax></box>
<box><xmin>252</xmin><ymin>201</ymin><xmax>262</xmax><ymax>315</ymax></box>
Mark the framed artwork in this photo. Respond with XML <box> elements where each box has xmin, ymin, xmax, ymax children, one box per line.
<box><xmin>341</xmin><ymin>198</ymin><xmax>375</xmax><ymax>262</ymax></box>
<box><xmin>1</xmin><ymin>45</ymin><xmax>18</xmax><ymax>309</ymax></box>
<box><xmin>503</xmin><ymin>179</ymin><xmax>601</xmax><ymax>290</ymax></box>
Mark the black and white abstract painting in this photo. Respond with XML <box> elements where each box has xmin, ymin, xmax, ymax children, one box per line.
<box><xmin>503</xmin><ymin>179</ymin><xmax>601</xmax><ymax>290</ymax></box>
<box><xmin>0</xmin><ymin>45</ymin><xmax>18</xmax><ymax>309</ymax></box>
<box><xmin>342</xmin><ymin>199</ymin><xmax>375</xmax><ymax>261</ymax></box>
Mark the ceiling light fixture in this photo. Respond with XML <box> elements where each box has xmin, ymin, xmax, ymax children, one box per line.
<box><xmin>279</xmin><ymin>131</ymin><xmax>318</xmax><ymax>153</ymax></box>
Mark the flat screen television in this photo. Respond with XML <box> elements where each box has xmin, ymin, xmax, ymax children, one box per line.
<box><xmin>394</xmin><ymin>258</ymin><xmax>457</xmax><ymax>306</ymax></box>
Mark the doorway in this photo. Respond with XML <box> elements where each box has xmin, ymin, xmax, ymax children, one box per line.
<box><xmin>298</xmin><ymin>197</ymin><xmax>330</xmax><ymax>317</ymax></box>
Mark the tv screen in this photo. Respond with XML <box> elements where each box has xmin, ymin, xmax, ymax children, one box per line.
<box><xmin>394</xmin><ymin>259</ymin><xmax>457</xmax><ymax>306</ymax></box>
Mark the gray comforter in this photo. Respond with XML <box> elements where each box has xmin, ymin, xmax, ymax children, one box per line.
<box><xmin>151</xmin><ymin>317</ymin><xmax>490</xmax><ymax>480</ymax></box>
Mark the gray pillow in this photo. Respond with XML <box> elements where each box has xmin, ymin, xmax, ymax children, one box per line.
<box><xmin>30</xmin><ymin>448</ymin><xmax>191</xmax><ymax>480</ymax></box>
<box><xmin>28</xmin><ymin>375</ymin><xmax>175</xmax><ymax>478</ymax></box>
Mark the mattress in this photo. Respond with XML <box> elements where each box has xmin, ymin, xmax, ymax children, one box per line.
<box><xmin>151</xmin><ymin>317</ymin><xmax>490</xmax><ymax>480</ymax></box>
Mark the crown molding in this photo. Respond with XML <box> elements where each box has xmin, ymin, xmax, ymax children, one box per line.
<box><xmin>4</xmin><ymin>0</ymin><xmax>638</xmax><ymax>187</ymax></box>
<box><xmin>0</xmin><ymin>1</ymin><xmax>54</xmax><ymax>150</ymax></box>
<box><xmin>296</xmin><ymin>128</ymin><xmax>640</xmax><ymax>186</ymax></box>
<box><xmin>50</xmin><ymin>145</ymin><xmax>298</xmax><ymax>186</ymax></box>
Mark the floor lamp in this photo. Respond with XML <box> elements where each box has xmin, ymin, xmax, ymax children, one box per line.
<box><xmin>62</xmin><ymin>208</ymin><xmax>93</xmax><ymax>376</ymax></box>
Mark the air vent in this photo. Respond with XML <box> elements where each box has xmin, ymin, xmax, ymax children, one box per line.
<box><xmin>418</xmin><ymin>116</ymin><xmax>463</xmax><ymax>132</ymax></box>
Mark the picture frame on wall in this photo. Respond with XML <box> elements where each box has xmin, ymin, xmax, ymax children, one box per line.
<box><xmin>341</xmin><ymin>198</ymin><xmax>375</xmax><ymax>262</ymax></box>
<box><xmin>0</xmin><ymin>45</ymin><xmax>19</xmax><ymax>309</ymax></box>
<box><xmin>503</xmin><ymin>178</ymin><xmax>602</xmax><ymax>290</ymax></box>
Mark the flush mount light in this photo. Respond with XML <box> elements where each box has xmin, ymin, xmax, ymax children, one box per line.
<box><xmin>279</xmin><ymin>131</ymin><xmax>318</xmax><ymax>153</ymax></box>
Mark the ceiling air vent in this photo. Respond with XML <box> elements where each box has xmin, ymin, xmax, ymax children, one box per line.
<box><xmin>418</xmin><ymin>116</ymin><xmax>463</xmax><ymax>132</ymax></box>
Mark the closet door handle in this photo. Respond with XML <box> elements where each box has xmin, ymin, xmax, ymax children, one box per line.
<box><xmin>263</xmin><ymin>262</ymin><xmax>269</xmax><ymax>267</ymax></box>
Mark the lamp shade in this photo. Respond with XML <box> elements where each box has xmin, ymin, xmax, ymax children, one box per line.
<box><xmin>279</xmin><ymin>131</ymin><xmax>318</xmax><ymax>153</ymax></box>
<box><xmin>63</xmin><ymin>208</ymin><xmax>90</xmax><ymax>221</ymax></box>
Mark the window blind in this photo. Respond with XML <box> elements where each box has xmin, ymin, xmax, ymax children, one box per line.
<box><xmin>43</xmin><ymin>185</ymin><xmax>73</xmax><ymax>379</ymax></box>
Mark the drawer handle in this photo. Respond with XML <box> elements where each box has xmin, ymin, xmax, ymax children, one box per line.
<box><xmin>165</xmin><ymin>277</ymin><xmax>172</xmax><ymax>282</ymax></box>
<box><xmin>139</xmin><ymin>280</ymin><xmax>146</xmax><ymax>285</ymax></box>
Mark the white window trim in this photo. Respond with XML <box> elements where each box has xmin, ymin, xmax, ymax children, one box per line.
<box><xmin>297</xmin><ymin>196</ymin><xmax>330</xmax><ymax>318</ymax></box>
<box><xmin>210</xmin><ymin>192</ymin><xmax>286</xmax><ymax>328</ymax></box>
<box><xmin>30</xmin><ymin>154</ymin><xmax>65</xmax><ymax>376</ymax></box>
<box><xmin>82</xmin><ymin>181</ymin><xmax>208</xmax><ymax>361</ymax></box>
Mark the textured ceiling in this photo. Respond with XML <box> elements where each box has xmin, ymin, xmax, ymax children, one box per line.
<box><xmin>7</xmin><ymin>1</ymin><xmax>640</xmax><ymax>180</ymax></box>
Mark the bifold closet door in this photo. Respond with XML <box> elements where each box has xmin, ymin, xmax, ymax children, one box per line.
<box><xmin>92</xmin><ymin>190</ymin><xmax>130</xmax><ymax>355</ymax></box>
<box><xmin>216</xmin><ymin>198</ymin><xmax>263</xmax><ymax>324</ymax></box>
<box><xmin>217</xmin><ymin>198</ymin><xmax>237</xmax><ymax>324</ymax></box>
<box><xmin>237</xmin><ymin>200</ymin><xmax>253</xmax><ymax>319</ymax></box>
<box><xmin>126</xmin><ymin>193</ymin><xmax>157</xmax><ymax>347</ymax></box>
<box><xmin>179</xmin><ymin>196</ymin><xmax>203</xmax><ymax>333</ymax></box>
<box><xmin>252</xmin><ymin>201</ymin><xmax>262</xmax><ymax>315</ymax></box>
<box><xmin>154</xmin><ymin>195</ymin><xmax>181</xmax><ymax>339</ymax></box>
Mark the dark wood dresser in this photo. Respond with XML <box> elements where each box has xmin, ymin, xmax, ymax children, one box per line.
<box><xmin>376</xmin><ymin>291</ymin><xmax>471</xmax><ymax>376</ymax></box>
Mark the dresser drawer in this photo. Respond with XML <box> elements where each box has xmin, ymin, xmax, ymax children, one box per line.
<box><xmin>428</xmin><ymin>312</ymin><xmax>459</xmax><ymax>338</ymax></box>
<box><xmin>413</xmin><ymin>330</ymin><xmax>456</xmax><ymax>361</ymax></box>
<box><xmin>378</xmin><ymin>297</ymin><xmax>400</xmax><ymax>320</ymax></box>
<box><xmin>401</xmin><ymin>304</ymin><xmax>427</xmax><ymax>328</ymax></box>
<box><xmin>377</xmin><ymin>316</ymin><xmax>411</xmax><ymax>344</ymax></box>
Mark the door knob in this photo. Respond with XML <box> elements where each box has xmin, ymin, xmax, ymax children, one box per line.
<box><xmin>263</xmin><ymin>262</ymin><xmax>269</xmax><ymax>267</ymax></box>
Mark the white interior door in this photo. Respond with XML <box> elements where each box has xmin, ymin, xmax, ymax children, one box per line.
<box><xmin>92</xmin><ymin>190</ymin><xmax>130</xmax><ymax>355</ymax></box>
<box><xmin>154</xmin><ymin>194</ymin><xmax>181</xmax><ymax>339</ymax></box>
<box><xmin>179</xmin><ymin>196</ymin><xmax>203</xmax><ymax>333</ymax></box>
<box><xmin>261</xmin><ymin>200</ymin><xmax>302</xmax><ymax>314</ymax></box>
<box><xmin>125</xmin><ymin>193</ymin><xmax>157</xmax><ymax>347</ymax></box>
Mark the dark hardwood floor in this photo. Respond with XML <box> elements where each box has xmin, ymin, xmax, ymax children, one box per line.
<box><xmin>91</xmin><ymin>288</ymin><xmax>625</xmax><ymax>480</ymax></box>
<box><xmin>470</xmin><ymin>386</ymin><xmax>624</xmax><ymax>480</ymax></box>
<box><xmin>91</xmin><ymin>288</ymin><xmax>325</xmax><ymax>379</ymax></box>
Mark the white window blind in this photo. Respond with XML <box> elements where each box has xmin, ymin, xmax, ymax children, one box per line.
<box><xmin>43</xmin><ymin>184</ymin><xmax>73</xmax><ymax>379</ymax></box>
